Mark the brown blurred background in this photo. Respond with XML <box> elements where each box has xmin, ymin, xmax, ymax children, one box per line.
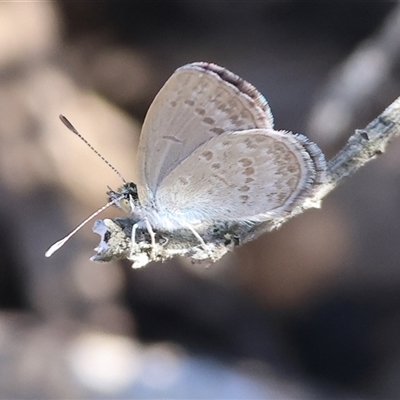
<box><xmin>1</xmin><ymin>1</ymin><xmax>400</xmax><ymax>398</ymax></box>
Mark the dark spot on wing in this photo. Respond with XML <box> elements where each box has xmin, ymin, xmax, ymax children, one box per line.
<box><xmin>162</xmin><ymin>136</ymin><xmax>183</xmax><ymax>143</ymax></box>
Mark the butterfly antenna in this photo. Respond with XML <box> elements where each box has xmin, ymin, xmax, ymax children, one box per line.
<box><xmin>45</xmin><ymin>196</ymin><xmax>123</xmax><ymax>257</ymax></box>
<box><xmin>59</xmin><ymin>114</ymin><xmax>127</xmax><ymax>183</ymax></box>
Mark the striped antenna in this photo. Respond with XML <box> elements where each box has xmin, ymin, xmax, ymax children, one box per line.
<box><xmin>59</xmin><ymin>115</ymin><xmax>127</xmax><ymax>183</ymax></box>
<box><xmin>45</xmin><ymin>115</ymin><xmax>129</xmax><ymax>257</ymax></box>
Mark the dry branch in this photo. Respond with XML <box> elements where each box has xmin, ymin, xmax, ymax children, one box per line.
<box><xmin>91</xmin><ymin>96</ymin><xmax>400</xmax><ymax>268</ymax></box>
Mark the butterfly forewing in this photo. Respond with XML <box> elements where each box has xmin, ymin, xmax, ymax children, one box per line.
<box><xmin>136</xmin><ymin>62</ymin><xmax>274</xmax><ymax>206</ymax></box>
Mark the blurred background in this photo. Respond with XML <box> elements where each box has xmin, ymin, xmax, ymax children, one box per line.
<box><xmin>1</xmin><ymin>1</ymin><xmax>400</xmax><ymax>398</ymax></box>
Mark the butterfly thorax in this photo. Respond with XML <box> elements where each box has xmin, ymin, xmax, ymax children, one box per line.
<box><xmin>109</xmin><ymin>182</ymin><xmax>205</xmax><ymax>231</ymax></box>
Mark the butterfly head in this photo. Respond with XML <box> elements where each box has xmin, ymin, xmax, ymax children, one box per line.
<box><xmin>107</xmin><ymin>182</ymin><xmax>140</xmax><ymax>214</ymax></box>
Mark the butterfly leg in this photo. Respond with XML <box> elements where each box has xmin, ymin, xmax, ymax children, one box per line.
<box><xmin>144</xmin><ymin>218</ymin><xmax>158</xmax><ymax>258</ymax></box>
<box><xmin>128</xmin><ymin>221</ymin><xmax>156</xmax><ymax>268</ymax></box>
<box><xmin>185</xmin><ymin>224</ymin><xmax>218</xmax><ymax>260</ymax></box>
<box><xmin>129</xmin><ymin>218</ymin><xmax>157</xmax><ymax>259</ymax></box>
<box><xmin>186</xmin><ymin>225</ymin><xmax>207</xmax><ymax>247</ymax></box>
<box><xmin>128</xmin><ymin>221</ymin><xmax>139</xmax><ymax>259</ymax></box>
<box><xmin>131</xmin><ymin>222</ymin><xmax>139</xmax><ymax>244</ymax></box>
<box><xmin>144</xmin><ymin>218</ymin><xmax>156</xmax><ymax>246</ymax></box>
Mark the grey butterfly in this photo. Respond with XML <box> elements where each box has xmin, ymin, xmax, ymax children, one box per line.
<box><xmin>111</xmin><ymin>62</ymin><xmax>326</xmax><ymax>244</ymax></box>
<box><xmin>46</xmin><ymin>62</ymin><xmax>326</xmax><ymax>258</ymax></box>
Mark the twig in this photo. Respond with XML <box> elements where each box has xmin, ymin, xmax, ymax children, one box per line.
<box><xmin>307</xmin><ymin>3</ymin><xmax>400</xmax><ymax>147</ymax></box>
<box><xmin>91</xmin><ymin>96</ymin><xmax>400</xmax><ymax>268</ymax></box>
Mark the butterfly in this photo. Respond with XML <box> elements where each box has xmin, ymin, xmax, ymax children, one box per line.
<box><xmin>46</xmin><ymin>62</ymin><xmax>326</xmax><ymax>261</ymax></box>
